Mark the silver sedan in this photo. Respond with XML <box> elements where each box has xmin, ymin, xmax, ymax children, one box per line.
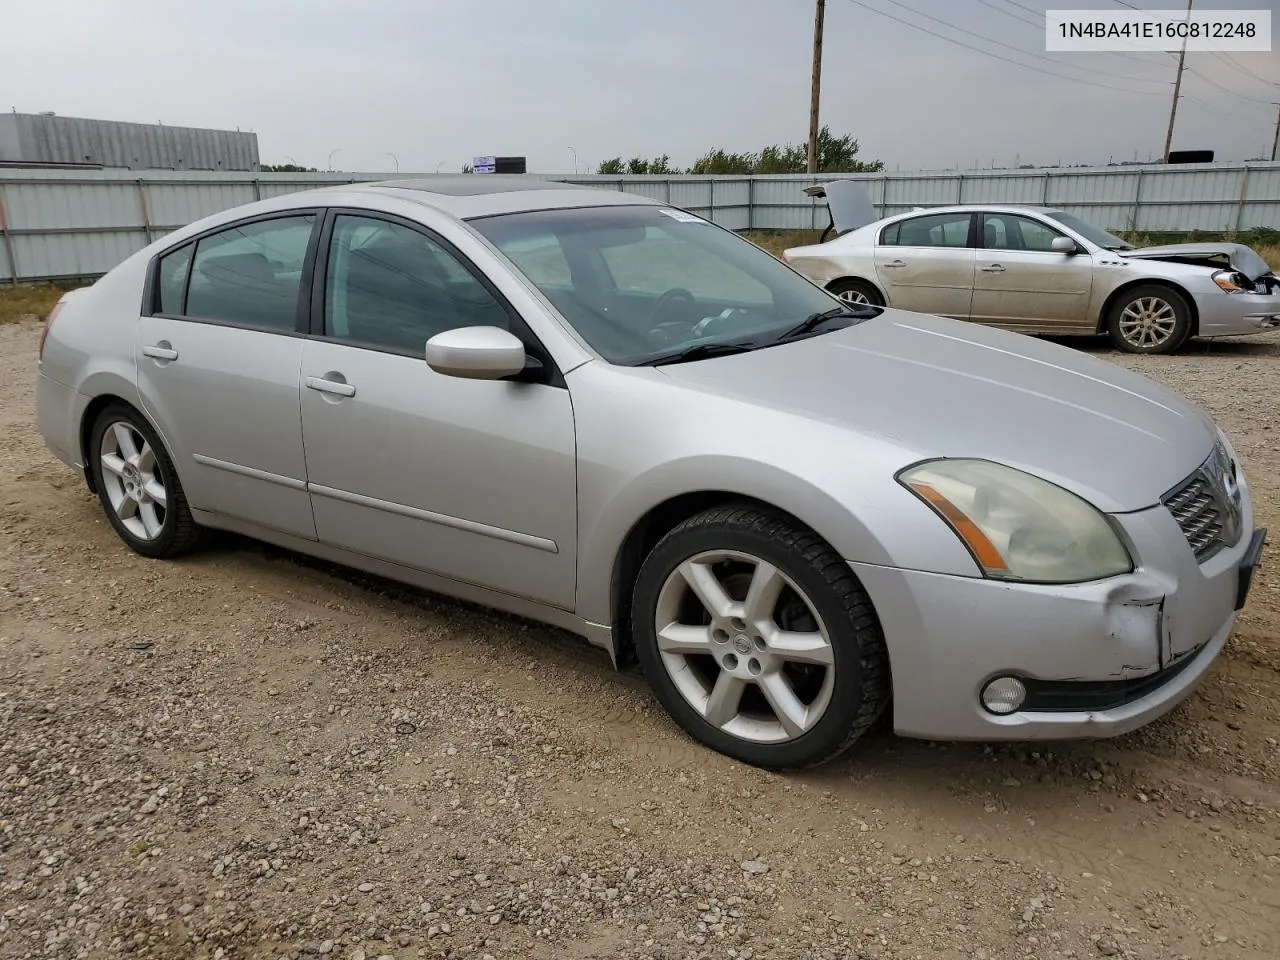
<box><xmin>783</xmin><ymin>202</ymin><xmax>1280</xmax><ymax>354</ymax></box>
<box><xmin>36</xmin><ymin>177</ymin><xmax>1266</xmax><ymax>769</ymax></box>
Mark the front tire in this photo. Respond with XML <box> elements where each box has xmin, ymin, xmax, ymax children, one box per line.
<box><xmin>89</xmin><ymin>403</ymin><xmax>203</xmax><ymax>558</ymax></box>
<box><xmin>631</xmin><ymin>504</ymin><xmax>891</xmax><ymax>770</ymax></box>
<box><xmin>1106</xmin><ymin>284</ymin><xmax>1191</xmax><ymax>354</ymax></box>
<box><xmin>828</xmin><ymin>278</ymin><xmax>884</xmax><ymax>307</ymax></box>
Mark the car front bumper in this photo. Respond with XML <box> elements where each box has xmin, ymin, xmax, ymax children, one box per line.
<box><xmin>852</xmin><ymin>488</ymin><xmax>1264</xmax><ymax>741</ymax></box>
<box><xmin>1193</xmin><ymin>288</ymin><xmax>1280</xmax><ymax>337</ymax></box>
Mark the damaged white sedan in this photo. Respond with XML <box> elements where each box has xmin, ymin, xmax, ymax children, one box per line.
<box><xmin>784</xmin><ymin>186</ymin><xmax>1280</xmax><ymax>354</ymax></box>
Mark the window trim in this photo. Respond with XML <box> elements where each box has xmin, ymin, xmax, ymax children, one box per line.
<box><xmin>309</xmin><ymin>207</ymin><xmax>565</xmax><ymax>388</ymax></box>
<box><xmin>978</xmin><ymin>211</ymin><xmax>1070</xmax><ymax>253</ymax></box>
<box><xmin>143</xmin><ymin>208</ymin><xmax>324</xmax><ymax>337</ymax></box>
<box><xmin>878</xmin><ymin>211</ymin><xmax>976</xmax><ymax>250</ymax></box>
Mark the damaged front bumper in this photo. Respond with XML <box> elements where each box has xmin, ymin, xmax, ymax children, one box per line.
<box><xmin>849</xmin><ymin>490</ymin><xmax>1263</xmax><ymax>741</ymax></box>
<box><xmin>1194</xmin><ymin>288</ymin><xmax>1280</xmax><ymax>336</ymax></box>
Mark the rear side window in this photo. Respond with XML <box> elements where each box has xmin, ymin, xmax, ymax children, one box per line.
<box><xmin>184</xmin><ymin>216</ymin><xmax>316</xmax><ymax>330</ymax></box>
<box><xmin>886</xmin><ymin>213</ymin><xmax>972</xmax><ymax>248</ymax></box>
<box><xmin>879</xmin><ymin>221</ymin><xmax>900</xmax><ymax>245</ymax></box>
<box><xmin>156</xmin><ymin>244</ymin><xmax>193</xmax><ymax>315</ymax></box>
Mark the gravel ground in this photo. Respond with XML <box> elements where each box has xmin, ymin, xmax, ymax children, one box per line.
<box><xmin>1</xmin><ymin>319</ymin><xmax>1278</xmax><ymax>960</ymax></box>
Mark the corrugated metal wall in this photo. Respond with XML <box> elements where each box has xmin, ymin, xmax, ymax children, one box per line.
<box><xmin>2</xmin><ymin>162</ymin><xmax>1278</xmax><ymax>282</ymax></box>
<box><xmin>0</xmin><ymin>113</ymin><xmax>259</xmax><ymax>171</ymax></box>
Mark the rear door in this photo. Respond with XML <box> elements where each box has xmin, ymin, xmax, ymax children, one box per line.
<box><xmin>970</xmin><ymin>212</ymin><xmax>1095</xmax><ymax>330</ymax></box>
<box><xmin>872</xmin><ymin>211</ymin><xmax>977</xmax><ymax>318</ymax></box>
<box><xmin>136</xmin><ymin>212</ymin><xmax>320</xmax><ymax>539</ymax></box>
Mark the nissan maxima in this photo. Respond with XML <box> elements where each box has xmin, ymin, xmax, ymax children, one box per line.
<box><xmin>36</xmin><ymin>177</ymin><xmax>1266</xmax><ymax>769</ymax></box>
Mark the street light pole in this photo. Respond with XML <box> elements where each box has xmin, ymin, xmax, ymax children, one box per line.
<box><xmin>386</xmin><ymin>152</ymin><xmax>399</xmax><ymax>173</ymax></box>
<box><xmin>568</xmin><ymin>146</ymin><xmax>578</xmax><ymax>174</ymax></box>
<box><xmin>327</xmin><ymin>148</ymin><xmax>342</xmax><ymax>172</ymax></box>
<box><xmin>1271</xmin><ymin>101</ymin><xmax>1280</xmax><ymax>162</ymax></box>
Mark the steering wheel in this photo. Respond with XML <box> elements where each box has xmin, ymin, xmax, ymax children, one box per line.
<box><xmin>643</xmin><ymin>287</ymin><xmax>697</xmax><ymax>330</ymax></box>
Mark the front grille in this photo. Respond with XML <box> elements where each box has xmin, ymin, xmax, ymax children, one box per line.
<box><xmin>1162</xmin><ymin>442</ymin><xmax>1243</xmax><ymax>563</ymax></box>
<box><xmin>1163</xmin><ymin>475</ymin><xmax>1224</xmax><ymax>560</ymax></box>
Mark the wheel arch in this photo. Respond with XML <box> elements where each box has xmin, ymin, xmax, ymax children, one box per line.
<box><xmin>607</xmin><ymin>490</ymin><xmax>879</xmax><ymax>671</ymax></box>
<box><xmin>79</xmin><ymin>394</ymin><xmax>157</xmax><ymax>495</ymax></box>
<box><xmin>826</xmin><ymin>275</ymin><xmax>886</xmax><ymax>304</ymax></box>
<box><xmin>1096</xmin><ymin>277</ymin><xmax>1199</xmax><ymax>338</ymax></box>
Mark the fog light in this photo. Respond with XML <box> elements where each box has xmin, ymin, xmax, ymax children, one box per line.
<box><xmin>981</xmin><ymin>676</ymin><xmax>1026</xmax><ymax>715</ymax></box>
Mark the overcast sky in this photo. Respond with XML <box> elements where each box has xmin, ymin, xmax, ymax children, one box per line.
<box><xmin>3</xmin><ymin>0</ymin><xmax>1277</xmax><ymax>173</ymax></box>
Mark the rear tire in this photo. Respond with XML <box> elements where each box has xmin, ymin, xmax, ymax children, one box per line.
<box><xmin>631</xmin><ymin>503</ymin><xmax>891</xmax><ymax>770</ymax></box>
<box><xmin>88</xmin><ymin>403</ymin><xmax>204</xmax><ymax>559</ymax></box>
<box><xmin>828</xmin><ymin>278</ymin><xmax>884</xmax><ymax>307</ymax></box>
<box><xmin>1106</xmin><ymin>284</ymin><xmax>1191</xmax><ymax>354</ymax></box>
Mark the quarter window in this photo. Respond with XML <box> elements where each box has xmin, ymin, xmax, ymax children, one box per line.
<box><xmin>323</xmin><ymin>215</ymin><xmax>509</xmax><ymax>354</ymax></box>
<box><xmin>887</xmin><ymin>213</ymin><xmax>972</xmax><ymax>248</ymax></box>
<box><xmin>156</xmin><ymin>243</ymin><xmax>193</xmax><ymax>315</ymax></box>
<box><xmin>185</xmin><ymin>216</ymin><xmax>315</xmax><ymax>330</ymax></box>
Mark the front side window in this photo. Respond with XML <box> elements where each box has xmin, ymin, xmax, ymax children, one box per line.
<box><xmin>185</xmin><ymin>215</ymin><xmax>315</xmax><ymax>330</ymax></box>
<box><xmin>890</xmin><ymin>213</ymin><xmax>972</xmax><ymax>249</ymax></box>
<box><xmin>469</xmin><ymin>205</ymin><xmax>855</xmax><ymax>366</ymax></box>
<box><xmin>324</xmin><ymin>215</ymin><xmax>509</xmax><ymax>354</ymax></box>
<box><xmin>982</xmin><ymin>214</ymin><xmax>1066</xmax><ymax>253</ymax></box>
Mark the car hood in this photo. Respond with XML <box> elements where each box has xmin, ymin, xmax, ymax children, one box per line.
<box><xmin>1117</xmin><ymin>242</ymin><xmax>1272</xmax><ymax>281</ymax></box>
<box><xmin>657</xmin><ymin>310</ymin><xmax>1218</xmax><ymax>513</ymax></box>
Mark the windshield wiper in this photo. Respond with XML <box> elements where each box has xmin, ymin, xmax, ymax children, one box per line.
<box><xmin>775</xmin><ymin>305</ymin><xmax>869</xmax><ymax>342</ymax></box>
<box><xmin>635</xmin><ymin>341</ymin><xmax>759</xmax><ymax>367</ymax></box>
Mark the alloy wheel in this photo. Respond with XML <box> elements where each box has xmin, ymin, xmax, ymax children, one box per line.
<box><xmin>653</xmin><ymin>549</ymin><xmax>836</xmax><ymax>743</ymax></box>
<box><xmin>1118</xmin><ymin>296</ymin><xmax>1177</xmax><ymax>349</ymax></box>
<box><xmin>99</xmin><ymin>420</ymin><xmax>168</xmax><ymax>541</ymax></box>
<box><xmin>836</xmin><ymin>288</ymin><xmax>871</xmax><ymax>305</ymax></box>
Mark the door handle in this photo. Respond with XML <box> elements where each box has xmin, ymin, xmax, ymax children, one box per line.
<box><xmin>142</xmin><ymin>342</ymin><xmax>178</xmax><ymax>361</ymax></box>
<box><xmin>882</xmin><ymin>259</ymin><xmax>907</xmax><ymax>269</ymax></box>
<box><xmin>305</xmin><ymin>375</ymin><xmax>356</xmax><ymax>398</ymax></box>
<box><xmin>981</xmin><ymin>264</ymin><xmax>1006</xmax><ymax>273</ymax></box>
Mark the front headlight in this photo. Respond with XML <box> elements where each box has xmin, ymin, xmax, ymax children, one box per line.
<box><xmin>898</xmin><ymin>459</ymin><xmax>1133</xmax><ymax>583</ymax></box>
<box><xmin>1211</xmin><ymin>269</ymin><xmax>1254</xmax><ymax>293</ymax></box>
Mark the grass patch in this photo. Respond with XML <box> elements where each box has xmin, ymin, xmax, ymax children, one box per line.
<box><xmin>0</xmin><ymin>281</ymin><xmax>88</xmax><ymax>324</ymax></box>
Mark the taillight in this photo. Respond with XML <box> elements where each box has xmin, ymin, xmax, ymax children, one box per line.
<box><xmin>38</xmin><ymin>297</ymin><xmax>66</xmax><ymax>363</ymax></box>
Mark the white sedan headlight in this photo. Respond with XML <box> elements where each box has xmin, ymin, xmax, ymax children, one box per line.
<box><xmin>898</xmin><ymin>459</ymin><xmax>1133</xmax><ymax>583</ymax></box>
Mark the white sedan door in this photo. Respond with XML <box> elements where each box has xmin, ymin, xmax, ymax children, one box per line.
<box><xmin>873</xmin><ymin>211</ymin><xmax>977</xmax><ymax>319</ymax></box>
<box><xmin>970</xmin><ymin>213</ymin><xmax>1095</xmax><ymax>330</ymax></box>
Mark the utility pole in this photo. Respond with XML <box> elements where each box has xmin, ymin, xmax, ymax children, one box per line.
<box><xmin>1162</xmin><ymin>0</ymin><xmax>1193</xmax><ymax>162</ymax></box>
<box><xmin>807</xmin><ymin>0</ymin><xmax>825</xmax><ymax>173</ymax></box>
<box><xmin>1271</xmin><ymin>101</ymin><xmax>1280</xmax><ymax>162</ymax></box>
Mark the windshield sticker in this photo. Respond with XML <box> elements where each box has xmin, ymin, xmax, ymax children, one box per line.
<box><xmin>658</xmin><ymin>209</ymin><xmax>708</xmax><ymax>224</ymax></box>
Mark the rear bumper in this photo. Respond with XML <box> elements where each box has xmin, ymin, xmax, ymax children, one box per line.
<box><xmin>36</xmin><ymin>371</ymin><xmax>82</xmax><ymax>471</ymax></box>
<box><xmin>854</xmin><ymin>490</ymin><xmax>1262</xmax><ymax>741</ymax></box>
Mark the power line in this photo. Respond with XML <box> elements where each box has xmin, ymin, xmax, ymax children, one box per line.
<box><xmin>1181</xmin><ymin>93</ymin><xmax>1273</xmax><ymax>126</ymax></box>
<box><xmin>1186</xmin><ymin>67</ymin><xmax>1275</xmax><ymax>108</ymax></box>
<box><xmin>975</xmin><ymin>0</ymin><xmax>1040</xmax><ymax>31</ymax></box>
<box><xmin>1208</xmin><ymin>50</ymin><xmax>1277</xmax><ymax>88</ymax></box>
<box><xmin>856</xmin><ymin>0</ymin><xmax>1170</xmax><ymax>85</ymax></box>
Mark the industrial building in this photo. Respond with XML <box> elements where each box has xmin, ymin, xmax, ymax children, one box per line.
<box><xmin>0</xmin><ymin>112</ymin><xmax>259</xmax><ymax>171</ymax></box>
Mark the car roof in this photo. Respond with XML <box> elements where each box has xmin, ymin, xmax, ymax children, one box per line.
<box><xmin>314</xmin><ymin>176</ymin><xmax>663</xmax><ymax>219</ymax></box>
<box><xmin>884</xmin><ymin>204</ymin><xmax>1060</xmax><ymax>219</ymax></box>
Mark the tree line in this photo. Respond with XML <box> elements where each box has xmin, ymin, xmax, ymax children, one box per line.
<box><xmin>595</xmin><ymin>126</ymin><xmax>883</xmax><ymax>175</ymax></box>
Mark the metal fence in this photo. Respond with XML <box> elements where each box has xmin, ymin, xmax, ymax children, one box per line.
<box><xmin>2</xmin><ymin>162</ymin><xmax>1279</xmax><ymax>283</ymax></box>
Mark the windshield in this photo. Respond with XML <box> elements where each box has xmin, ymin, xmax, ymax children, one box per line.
<box><xmin>1048</xmin><ymin>210</ymin><xmax>1132</xmax><ymax>250</ymax></box>
<box><xmin>467</xmin><ymin>205</ymin><xmax>863</xmax><ymax>365</ymax></box>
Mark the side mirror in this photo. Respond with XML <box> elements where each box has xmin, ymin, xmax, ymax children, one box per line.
<box><xmin>425</xmin><ymin>326</ymin><xmax>528</xmax><ymax>380</ymax></box>
<box><xmin>1051</xmin><ymin>236</ymin><xmax>1078</xmax><ymax>255</ymax></box>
